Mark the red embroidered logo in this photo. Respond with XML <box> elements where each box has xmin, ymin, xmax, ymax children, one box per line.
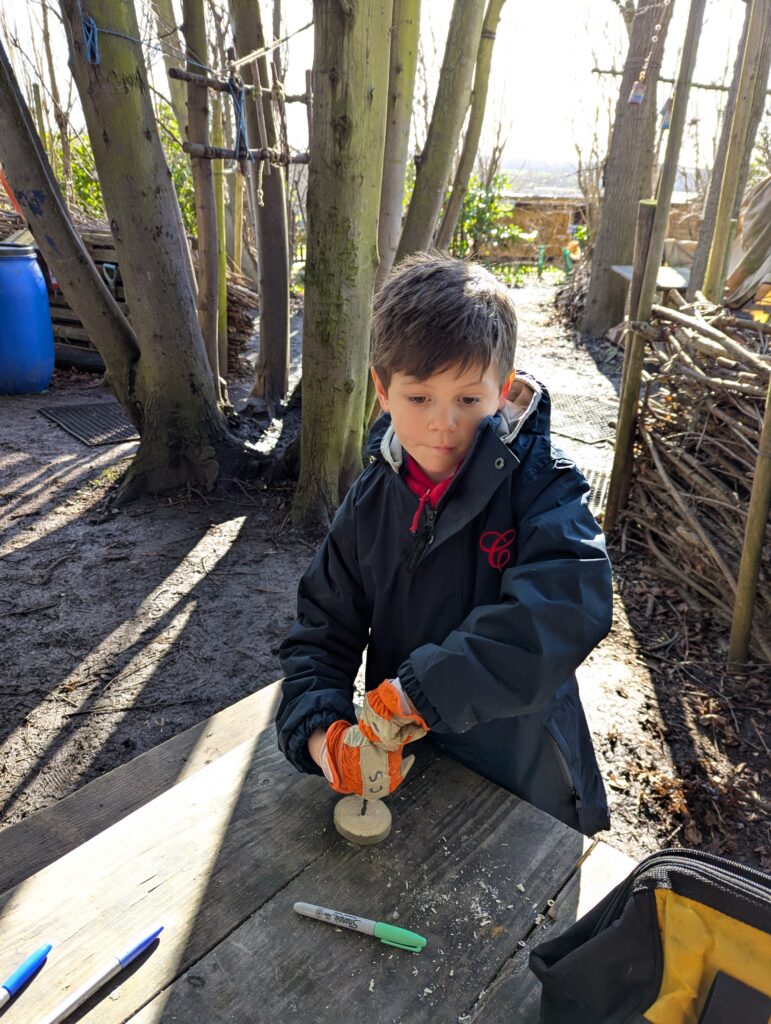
<box><xmin>480</xmin><ymin>529</ymin><xmax>516</xmax><ymax>570</ymax></box>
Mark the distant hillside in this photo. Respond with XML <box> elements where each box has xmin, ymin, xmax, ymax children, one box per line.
<box><xmin>500</xmin><ymin>159</ymin><xmax>698</xmax><ymax>200</ymax></box>
<box><xmin>502</xmin><ymin>160</ymin><xmax>583</xmax><ymax>198</ymax></box>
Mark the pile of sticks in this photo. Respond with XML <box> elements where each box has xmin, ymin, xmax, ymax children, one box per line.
<box><xmin>621</xmin><ymin>292</ymin><xmax>771</xmax><ymax>660</ymax></box>
<box><xmin>225</xmin><ymin>272</ymin><xmax>258</xmax><ymax>372</ymax></box>
<box><xmin>555</xmin><ymin>251</ymin><xmax>591</xmax><ymax>322</ymax></box>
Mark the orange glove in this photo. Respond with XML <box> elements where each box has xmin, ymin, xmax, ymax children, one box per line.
<box><xmin>358</xmin><ymin>678</ymin><xmax>429</xmax><ymax>751</ymax></box>
<box><xmin>320</xmin><ymin>720</ymin><xmax>415</xmax><ymax>798</ymax></box>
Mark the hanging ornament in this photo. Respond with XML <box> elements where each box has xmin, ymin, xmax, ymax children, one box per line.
<box><xmin>660</xmin><ymin>97</ymin><xmax>673</xmax><ymax>130</ymax></box>
<box><xmin>628</xmin><ymin>77</ymin><xmax>647</xmax><ymax>105</ymax></box>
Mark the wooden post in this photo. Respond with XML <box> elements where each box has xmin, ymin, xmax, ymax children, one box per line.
<box><xmin>703</xmin><ymin>0</ymin><xmax>770</xmax><ymax>303</ymax></box>
<box><xmin>604</xmin><ymin>0</ymin><xmax>707</xmax><ymax>531</ymax></box>
<box><xmin>716</xmin><ymin>216</ymin><xmax>738</xmax><ymax>304</ymax></box>
<box><xmin>728</xmin><ymin>376</ymin><xmax>771</xmax><ymax>664</ymax></box>
<box><xmin>212</xmin><ymin>96</ymin><xmax>229</xmax><ymax>384</ymax></box>
<box><xmin>606</xmin><ymin>200</ymin><xmax>657</xmax><ymax>530</ymax></box>
<box><xmin>31</xmin><ymin>82</ymin><xmax>46</xmax><ymax>144</ymax></box>
<box><xmin>233</xmin><ymin>172</ymin><xmax>244</xmax><ymax>273</ymax></box>
<box><xmin>182</xmin><ymin>0</ymin><xmax>222</xmax><ymax>403</ymax></box>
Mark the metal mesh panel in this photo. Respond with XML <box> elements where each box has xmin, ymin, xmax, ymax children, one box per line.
<box><xmin>39</xmin><ymin>402</ymin><xmax>139</xmax><ymax>446</ymax></box>
<box><xmin>550</xmin><ymin>392</ymin><xmax>617</xmax><ymax>445</ymax></box>
<box><xmin>584</xmin><ymin>467</ymin><xmax>610</xmax><ymax>517</ymax></box>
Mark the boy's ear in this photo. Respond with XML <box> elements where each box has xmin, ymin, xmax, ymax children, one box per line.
<box><xmin>370</xmin><ymin>368</ymin><xmax>390</xmax><ymax>411</ymax></box>
<box><xmin>498</xmin><ymin>370</ymin><xmax>516</xmax><ymax>409</ymax></box>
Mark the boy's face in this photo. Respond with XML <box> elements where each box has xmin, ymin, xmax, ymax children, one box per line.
<box><xmin>372</xmin><ymin>363</ymin><xmax>513</xmax><ymax>483</ymax></box>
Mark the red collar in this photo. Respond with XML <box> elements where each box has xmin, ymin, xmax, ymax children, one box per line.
<box><xmin>404</xmin><ymin>454</ymin><xmax>458</xmax><ymax>533</ymax></box>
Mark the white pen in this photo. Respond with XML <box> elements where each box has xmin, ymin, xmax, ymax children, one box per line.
<box><xmin>40</xmin><ymin>924</ymin><xmax>163</xmax><ymax>1024</ymax></box>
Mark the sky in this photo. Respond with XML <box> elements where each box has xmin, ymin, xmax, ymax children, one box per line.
<box><xmin>278</xmin><ymin>0</ymin><xmax>749</xmax><ymax>170</ymax></box>
<box><xmin>0</xmin><ymin>0</ymin><xmax>755</xmax><ymax>173</ymax></box>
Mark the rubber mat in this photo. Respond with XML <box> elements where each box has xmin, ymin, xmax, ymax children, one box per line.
<box><xmin>550</xmin><ymin>392</ymin><xmax>617</xmax><ymax>444</ymax></box>
<box><xmin>39</xmin><ymin>402</ymin><xmax>139</xmax><ymax>446</ymax></box>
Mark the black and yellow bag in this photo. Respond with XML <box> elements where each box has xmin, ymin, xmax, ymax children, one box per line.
<box><xmin>529</xmin><ymin>848</ymin><xmax>771</xmax><ymax>1024</ymax></box>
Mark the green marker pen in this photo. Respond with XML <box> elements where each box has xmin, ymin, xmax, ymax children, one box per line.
<box><xmin>293</xmin><ymin>901</ymin><xmax>427</xmax><ymax>952</ymax></box>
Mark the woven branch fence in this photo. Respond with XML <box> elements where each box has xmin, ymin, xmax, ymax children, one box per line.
<box><xmin>621</xmin><ymin>296</ymin><xmax>770</xmax><ymax>661</ymax></box>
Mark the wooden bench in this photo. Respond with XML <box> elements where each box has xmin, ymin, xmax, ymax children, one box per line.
<box><xmin>0</xmin><ymin>682</ymin><xmax>635</xmax><ymax>1022</ymax></box>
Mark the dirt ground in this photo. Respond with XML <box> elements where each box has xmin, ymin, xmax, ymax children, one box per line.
<box><xmin>1</xmin><ymin>279</ymin><xmax>768</xmax><ymax>872</ymax></box>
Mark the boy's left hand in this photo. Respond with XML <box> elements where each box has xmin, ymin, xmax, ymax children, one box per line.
<box><xmin>358</xmin><ymin>678</ymin><xmax>429</xmax><ymax>751</ymax></box>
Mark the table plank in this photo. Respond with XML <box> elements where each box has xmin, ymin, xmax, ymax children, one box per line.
<box><xmin>0</xmin><ymin>727</ymin><xmax>340</xmax><ymax>1022</ymax></box>
<box><xmin>611</xmin><ymin>263</ymin><xmax>690</xmax><ymax>290</ymax></box>
<box><xmin>0</xmin><ymin>684</ymin><xmax>282</xmax><ymax>893</ymax></box>
<box><xmin>131</xmin><ymin>759</ymin><xmax>590</xmax><ymax>1023</ymax></box>
<box><xmin>467</xmin><ymin>840</ymin><xmax>637</xmax><ymax>1022</ymax></box>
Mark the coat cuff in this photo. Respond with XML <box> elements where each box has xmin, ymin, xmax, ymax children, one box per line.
<box><xmin>397</xmin><ymin>660</ymin><xmax>443</xmax><ymax>731</ymax></box>
<box><xmin>284</xmin><ymin>709</ymin><xmax>355</xmax><ymax>775</ymax></box>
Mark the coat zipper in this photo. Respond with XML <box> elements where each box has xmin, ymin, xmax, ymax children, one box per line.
<box><xmin>546</xmin><ymin>730</ymin><xmax>576</xmax><ymax>796</ymax></box>
<box><xmin>406</xmin><ymin>507</ymin><xmax>437</xmax><ymax>572</ymax></box>
<box><xmin>591</xmin><ymin>848</ymin><xmax>771</xmax><ymax>939</ymax></box>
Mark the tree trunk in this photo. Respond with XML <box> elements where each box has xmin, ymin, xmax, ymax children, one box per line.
<box><xmin>151</xmin><ymin>0</ymin><xmax>190</xmax><ymax>138</ymax></box>
<box><xmin>580</xmin><ymin>0</ymin><xmax>675</xmax><ymax>338</ymax></box>
<box><xmin>41</xmin><ymin>0</ymin><xmax>73</xmax><ymax>206</ymax></box>
<box><xmin>434</xmin><ymin>0</ymin><xmax>507</xmax><ymax>250</ymax></box>
<box><xmin>375</xmin><ymin>0</ymin><xmax>421</xmax><ymax>290</ymax></box>
<box><xmin>395</xmin><ymin>0</ymin><xmax>486</xmax><ymax>261</ymax></box>
<box><xmin>58</xmin><ymin>0</ymin><xmax>255</xmax><ymax>498</ymax></box>
<box><xmin>0</xmin><ymin>37</ymin><xmax>139</xmax><ymax>421</ymax></box>
<box><xmin>292</xmin><ymin>0</ymin><xmax>391</xmax><ymax>528</ymax></box>
<box><xmin>230</xmin><ymin>0</ymin><xmax>290</xmax><ymax>410</ymax></box>
<box><xmin>181</xmin><ymin>0</ymin><xmax>222</xmax><ymax>401</ymax></box>
<box><xmin>688</xmin><ymin>1</ymin><xmax>771</xmax><ymax>298</ymax></box>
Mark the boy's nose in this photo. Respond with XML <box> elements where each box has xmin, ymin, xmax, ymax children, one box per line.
<box><xmin>430</xmin><ymin>406</ymin><xmax>458</xmax><ymax>431</ymax></box>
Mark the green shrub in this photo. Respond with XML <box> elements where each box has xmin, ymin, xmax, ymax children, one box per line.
<box><xmin>449</xmin><ymin>173</ymin><xmax>536</xmax><ymax>259</ymax></box>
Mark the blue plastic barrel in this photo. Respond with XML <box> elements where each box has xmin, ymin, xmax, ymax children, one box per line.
<box><xmin>0</xmin><ymin>243</ymin><xmax>55</xmax><ymax>394</ymax></box>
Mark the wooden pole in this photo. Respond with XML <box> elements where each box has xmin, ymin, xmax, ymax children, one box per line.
<box><xmin>212</xmin><ymin>96</ymin><xmax>229</xmax><ymax>385</ymax></box>
<box><xmin>728</xmin><ymin>376</ymin><xmax>771</xmax><ymax>664</ymax></box>
<box><xmin>703</xmin><ymin>0</ymin><xmax>770</xmax><ymax>303</ymax></box>
<box><xmin>605</xmin><ymin>0</ymin><xmax>707</xmax><ymax>531</ymax></box>
<box><xmin>233</xmin><ymin>172</ymin><xmax>244</xmax><ymax>273</ymax></box>
<box><xmin>716</xmin><ymin>216</ymin><xmax>738</xmax><ymax>304</ymax></box>
<box><xmin>31</xmin><ymin>83</ymin><xmax>46</xmax><ymax>143</ymax></box>
<box><xmin>607</xmin><ymin>200</ymin><xmax>656</xmax><ymax>530</ymax></box>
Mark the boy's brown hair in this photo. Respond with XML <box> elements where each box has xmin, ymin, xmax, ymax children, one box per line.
<box><xmin>371</xmin><ymin>251</ymin><xmax>518</xmax><ymax>389</ymax></box>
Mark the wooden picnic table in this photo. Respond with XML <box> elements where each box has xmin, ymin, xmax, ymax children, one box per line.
<box><xmin>0</xmin><ymin>682</ymin><xmax>634</xmax><ymax>1023</ymax></box>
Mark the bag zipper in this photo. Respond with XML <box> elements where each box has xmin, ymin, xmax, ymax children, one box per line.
<box><xmin>591</xmin><ymin>848</ymin><xmax>771</xmax><ymax>938</ymax></box>
<box><xmin>406</xmin><ymin>506</ymin><xmax>438</xmax><ymax>572</ymax></box>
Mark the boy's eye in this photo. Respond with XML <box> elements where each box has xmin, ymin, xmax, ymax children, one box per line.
<box><xmin>460</xmin><ymin>396</ymin><xmax>481</xmax><ymax>406</ymax></box>
<box><xmin>407</xmin><ymin>396</ymin><xmax>427</xmax><ymax>405</ymax></box>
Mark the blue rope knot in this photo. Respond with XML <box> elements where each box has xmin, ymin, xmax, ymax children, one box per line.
<box><xmin>74</xmin><ymin>0</ymin><xmax>101</xmax><ymax>64</ymax></box>
<box><xmin>82</xmin><ymin>14</ymin><xmax>100</xmax><ymax>65</ymax></box>
<box><xmin>228</xmin><ymin>79</ymin><xmax>253</xmax><ymax>161</ymax></box>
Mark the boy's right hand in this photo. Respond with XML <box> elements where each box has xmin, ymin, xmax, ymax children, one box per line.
<box><xmin>319</xmin><ymin>720</ymin><xmax>415</xmax><ymax>799</ymax></box>
<box><xmin>358</xmin><ymin>678</ymin><xmax>429</xmax><ymax>751</ymax></box>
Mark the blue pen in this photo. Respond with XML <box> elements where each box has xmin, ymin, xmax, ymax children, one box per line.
<box><xmin>39</xmin><ymin>925</ymin><xmax>163</xmax><ymax>1024</ymax></box>
<box><xmin>0</xmin><ymin>943</ymin><xmax>53</xmax><ymax>1008</ymax></box>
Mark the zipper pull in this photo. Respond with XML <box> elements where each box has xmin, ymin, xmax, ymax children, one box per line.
<box><xmin>406</xmin><ymin>508</ymin><xmax>437</xmax><ymax>571</ymax></box>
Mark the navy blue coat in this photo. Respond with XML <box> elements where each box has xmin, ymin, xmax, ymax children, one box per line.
<box><xmin>276</xmin><ymin>378</ymin><xmax>612</xmax><ymax>836</ymax></box>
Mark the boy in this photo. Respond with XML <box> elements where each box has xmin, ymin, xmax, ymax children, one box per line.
<box><xmin>276</xmin><ymin>252</ymin><xmax>612</xmax><ymax>836</ymax></box>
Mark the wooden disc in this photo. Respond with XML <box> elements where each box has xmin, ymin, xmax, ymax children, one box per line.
<box><xmin>333</xmin><ymin>796</ymin><xmax>392</xmax><ymax>845</ymax></box>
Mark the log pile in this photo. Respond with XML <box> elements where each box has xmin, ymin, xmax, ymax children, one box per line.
<box><xmin>555</xmin><ymin>250</ymin><xmax>591</xmax><ymax>323</ymax></box>
<box><xmin>1</xmin><ymin>210</ymin><xmax>257</xmax><ymax>373</ymax></box>
<box><xmin>621</xmin><ymin>293</ymin><xmax>770</xmax><ymax>661</ymax></box>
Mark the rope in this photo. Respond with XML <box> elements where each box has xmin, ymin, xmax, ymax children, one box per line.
<box><xmin>230</xmin><ymin>20</ymin><xmax>312</xmax><ymax>70</ymax></box>
<box><xmin>72</xmin><ymin>0</ymin><xmax>218</xmax><ymax>75</ymax></box>
<box><xmin>228</xmin><ymin>78</ymin><xmax>253</xmax><ymax>162</ymax></box>
<box><xmin>75</xmin><ymin>0</ymin><xmax>100</xmax><ymax>64</ymax></box>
